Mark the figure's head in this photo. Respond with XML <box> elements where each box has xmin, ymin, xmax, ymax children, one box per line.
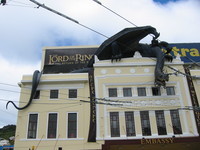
<box><xmin>151</xmin><ymin>39</ymin><xmax>159</xmax><ymax>47</ymax></box>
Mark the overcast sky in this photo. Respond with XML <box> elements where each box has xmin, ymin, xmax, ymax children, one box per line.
<box><xmin>0</xmin><ymin>0</ymin><xmax>200</xmax><ymax>128</ymax></box>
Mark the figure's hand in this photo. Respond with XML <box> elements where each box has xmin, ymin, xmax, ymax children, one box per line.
<box><xmin>153</xmin><ymin>32</ymin><xmax>160</xmax><ymax>40</ymax></box>
<box><xmin>165</xmin><ymin>55</ymin><xmax>173</xmax><ymax>62</ymax></box>
<box><xmin>155</xmin><ymin>73</ymin><xmax>169</xmax><ymax>87</ymax></box>
<box><xmin>111</xmin><ymin>54</ymin><xmax>122</xmax><ymax>62</ymax></box>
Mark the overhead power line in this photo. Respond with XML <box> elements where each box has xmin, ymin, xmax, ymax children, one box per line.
<box><xmin>92</xmin><ymin>0</ymin><xmax>138</xmax><ymax>27</ymax></box>
<box><xmin>28</xmin><ymin>0</ymin><xmax>199</xmax><ymax>69</ymax></box>
<box><xmin>80</xmin><ymin>100</ymin><xmax>123</xmax><ymax>106</ymax></box>
<box><xmin>29</xmin><ymin>0</ymin><xmax>109</xmax><ymax>38</ymax></box>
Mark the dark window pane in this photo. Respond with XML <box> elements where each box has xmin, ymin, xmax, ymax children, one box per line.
<box><xmin>140</xmin><ymin>111</ymin><xmax>151</xmax><ymax>136</ymax></box>
<box><xmin>155</xmin><ymin>110</ymin><xmax>167</xmax><ymax>135</ymax></box>
<box><xmin>33</xmin><ymin>90</ymin><xmax>40</xmax><ymax>99</ymax></box>
<box><xmin>47</xmin><ymin>113</ymin><xmax>57</xmax><ymax>138</ymax></box>
<box><xmin>166</xmin><ymin>86</ymin><xmax>175</xmax><ymax>95</ymax></box>
<box><xmin>110</xmin><ymin>112</ymin><xmax>120</xmax><ymax>137</ymax></box>
<box><xmin>50</xmin><ymin>90</ymin><xmax>58</xmax><ymax>99</ymax></box>
<box><xmin>152</xmin><ymin>87</ymin><xmax>161</xmax><ymax>96</ymax></box>
<box><xmin>69</xmin><ymin>89</ymin><xmax>77</xmax><ymax>98</ymax></box>
<box><xmin>123</xmin><ymin>88</ymin><xmax>132</xmax><ymax>97</ymax></box>
<box><xmin>27</xmin><ymin>114</ymin><xmax>38</xmax><ymax>139</ymax></box>
<box><xmin>125</xmin><ymin>111</ymin><xmax>135</xmax><ymax>136</ymax></box>
<box><xmin>137</xmin><ymin>87</ymin><xmax>146</xmax><ymax>96</ymax></box>
<box><xmin>108</xmin><ymin>88</ymin><xmax>117</xmax><ymax>97</ymax></box>
<box><xmin>170</xmin><ymin>110</ymin><xmax>182</xmax><ymax>134</ymax></box>
<box><xmin>68</xmin><ymin>113</ymin><xmax>77</xmax><ymax>138</ymax></box>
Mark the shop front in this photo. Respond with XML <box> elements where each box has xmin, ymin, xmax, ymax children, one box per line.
<box><xmin>102</xmin><ymin>137</ymin><xmax>200</xmax><ymax>150</ymax></box>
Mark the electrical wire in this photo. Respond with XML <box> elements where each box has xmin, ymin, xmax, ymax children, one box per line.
<box><xmin>0</xmin><ymin>79</ymin><xmax>174</xmax><ymax>106</ymax></box>
<box><xmin>5</xmin><ymin>4</ymin><xmax>36</xmax><ymax>8</ymax></box>
<box><xmin>0</xmin><ymin>82</ymin><xmax>91</xmax><ymax>101</ymax></box>
<box><xmin>0</xmin><ymin>107</ymin><xmax>16</xmax><ymax>116</ymax></box>
<box><xmin>0</xmin><ymin>78</ymin><xmax>157</xmax><ymax>102</ymax></box>
<box><xmin>27</xmin><ymin>0</ymin><xmax>200</xmax><ymax>70</ymax></box>
<box><xmin>29</xmin><ymin>0</ymin><xmax>109</xmax><ymax>38</ymax></box>
<box><xmin>11</xmin><ymin>0</ymin><xmax>34</xmax><ymax>6</ymax></box>
<box><xmin>92</xmin><ymin>0</ymin><xmax>200</xmax><ymax>69</ymax></box>
<box><xmin>0</xmin><ymin>98</ymin><xmax>83</xmax><ymax>105</ymax></box>
<box><xmin>0</xmin><ymin>86</ymin><xmax>90</xmax><ymax>102</ymax></box>
<box><xmin>92</xmin><ymin>0</ymin><xmax>137</xmax><ymax>27</ymax></box>
<box><xmin>3</xmin><ymin>0</ymin><xmax>37</xmax><ymax>8</ymax></box>
<box><xmin>17</xmin><ymin>103</ymin><xmax>83</xmax><ymax>118</ymax></box>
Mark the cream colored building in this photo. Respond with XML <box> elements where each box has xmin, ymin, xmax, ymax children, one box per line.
<box><xmin>14</xmin><ymin>46</ymin><xmax>200</xmax><ymax>150</ymax></box>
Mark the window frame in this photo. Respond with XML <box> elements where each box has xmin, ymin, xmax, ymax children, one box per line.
<box><xmin>110</xmin><ymin>112</ymin><xmax>120</xmax><ymax>137</ymax></box>
<box><xmin>67</xmin><ymin>112</ymin><xmax>78</xmax><ymax>138</ymax></box>
<box><xmin>50</xmin><ymin>89</ymin><xmax>59</xmax><ymax>99</ymax></box>
<box><xmin>152</xmin><ymin>87</ymin><xmax>161</xmax><ymax>96</ymax></box>
<box><xmin>108</xmin><ymin>88</ymin><xmax>118</xmax><ymax>97</ymax></box>
<box><xmin>125</xmin><ymin>111</ymin><xmax>136</xmax><ymax>136</ymax></box>
<box><xmin>140</xmin><ymin>111</ymin><xmax>151</xmax><ymax>136</ymax></box>
<box><xmin>27</xmin><ymin>113</ymin><xmax>38</xmax><ymax>139</ymax></box>
<box><xmin>170</xmin><ymin>110</ymin><xmax>182</xmax><ymax>134</ymax></box>
<box><xmin>47</xmin><ymin>113</ymin><xmax>58</xmax><ymax>139</ymax></box>
<box><xmin>137</xmin><ymin>87</ymin><xmax>146</xmax><ymax>96</ymax></box>
<box><xmin>166</xmin><ymin>86</ymin><xmax>175</xmax><ymax>95</ymax></box>
<box><xmin>123</xmin><ymin>88</ymin><xmax>132</xmax><ymax>97</ymax></box>
<box><xmin>68</xmin><ymin>89</ymin><xmax>78</xmax><ymax>99</ymax></box>
<box><xmin>155</xmin><ymin>110</ymin><xmax>167</xmax><ymax>135</ymax></box>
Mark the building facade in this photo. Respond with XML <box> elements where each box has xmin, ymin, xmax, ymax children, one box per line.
<box><xmin>14</xmin><ymin>46</ymin><xmax>200</xmax><ymax>150</ymax></box>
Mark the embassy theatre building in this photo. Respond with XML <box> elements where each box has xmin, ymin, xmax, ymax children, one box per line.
<box><xmin>13</xmin><ymin>43</ymin><xmax>200</xmax><ymax>150</ymax></box>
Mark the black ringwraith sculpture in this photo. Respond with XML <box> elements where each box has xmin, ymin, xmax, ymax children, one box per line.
<box><xmin>76</xmin><ymin>26</ymin><xmax>173</xmax><ymax>87</ymax></box>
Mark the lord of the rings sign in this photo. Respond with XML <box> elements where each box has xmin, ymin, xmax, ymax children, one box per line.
<box><xmin>43</xmin><ymin>47</ymin><xmax>97</xmax><ymax>74</ymax></box>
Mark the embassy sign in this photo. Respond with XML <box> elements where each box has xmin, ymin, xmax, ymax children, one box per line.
<box><xmin>141</xmin><ymin>138</ymin><xmax>174</xmax><ymax>144</ymax></box>
<box><xmin>43</xmin><ymin>43</ymin><xmax>200</xmax><ymax>74</ymax></box>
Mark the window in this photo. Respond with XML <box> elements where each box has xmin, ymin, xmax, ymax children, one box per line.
<box><xmin>68</xmin><ymin>113</ymin><xmax>77</xmax><ymax>138</ymax></box>
<box><xmin>68</xmin><ymin>89</ymin><xmax>77</xmax><ymax>98</ymax></box>
<box><xmin>123</xmin><ymin>88</ymin><xmax>132</xmax><ymax>97</ymax></box>
<box><xmin>140</xmin><ymin>111</ymin><xmax>151</xmax><ymax>136</ymax></box>
<box><xmin>47</xmin><ymin>113</ymin><xmax>58</xmax><ymax>138</ymax></box>
<box><xmin>137</xmin><ymin>87</ymin><xmax>146</xmax><ymax>96</ymax></box>
<box><xmin>110</xmin><ymin>112</ymin><xmax>120</xmax><ymax>137</ymax></box>
<box><xmin>170</xmin><ymin>110</ymin><xmax>182</xmax><ymax>134</ymax></box>
<box><xmin>155</xmin><ymin>110</ymin><xmax>167</xmax><ymax>135</ymax></box>
<box><xmin>166</xmin><ymin>86</ymin><xmax>175</xmax><ymax>95</ymax></box>
<box><xmin>152</xmin><ymin>87</ymin><xmax>161</xmax><ymax>96</ymax></box>
<box><xmin>33</xmin><ymin>90</ymin><xmax>40</xmax><ymax>99</ymax></box>
<box><xmin>108</xmin><ymin>88</ymin><xmax>117</xmax><ymax>97</ymax></box>
<box><xmin>50</xmin><ymin>90</ymin><xmax>58</xmax><ymax>99</ymax></box>
<box><xmin>27</xmin><ymin>114</ymin><xmax>38</xmax><ymax>139</ymax></box>
<box><xmin>125</xmin><ymin>111</ymin><xmax>135</xmax><ymax>136</ymax></box>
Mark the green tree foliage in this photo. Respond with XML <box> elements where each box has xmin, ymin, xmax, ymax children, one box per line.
<box><xmin>0</xmin><ymin>125</ymin><xmax>16</xmax><ymax>144</ymax></box>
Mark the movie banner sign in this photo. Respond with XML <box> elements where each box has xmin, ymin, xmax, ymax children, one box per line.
<box><xmin>43</xmin><ymin>43</ymin><xmax>200</xmax><ymax>74</ymax></box>
<box><xmin>88</xmin><ymin>69</ymin><xmax>96</xmax><ymax>142</ymax></box>
<box><xmin>43</xmin><ymin>47</ymin><xmax>97</xmax><ymax>74</ymax></box>
<box><xmin>184</xmin><ymin>67</ymin><xmax>200</xmax><ymax>134</ymax></box>
<box><xmin>169</xmin><ymin>43</ymin><xmax>200</xmax><ymax>63</ymax></box>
